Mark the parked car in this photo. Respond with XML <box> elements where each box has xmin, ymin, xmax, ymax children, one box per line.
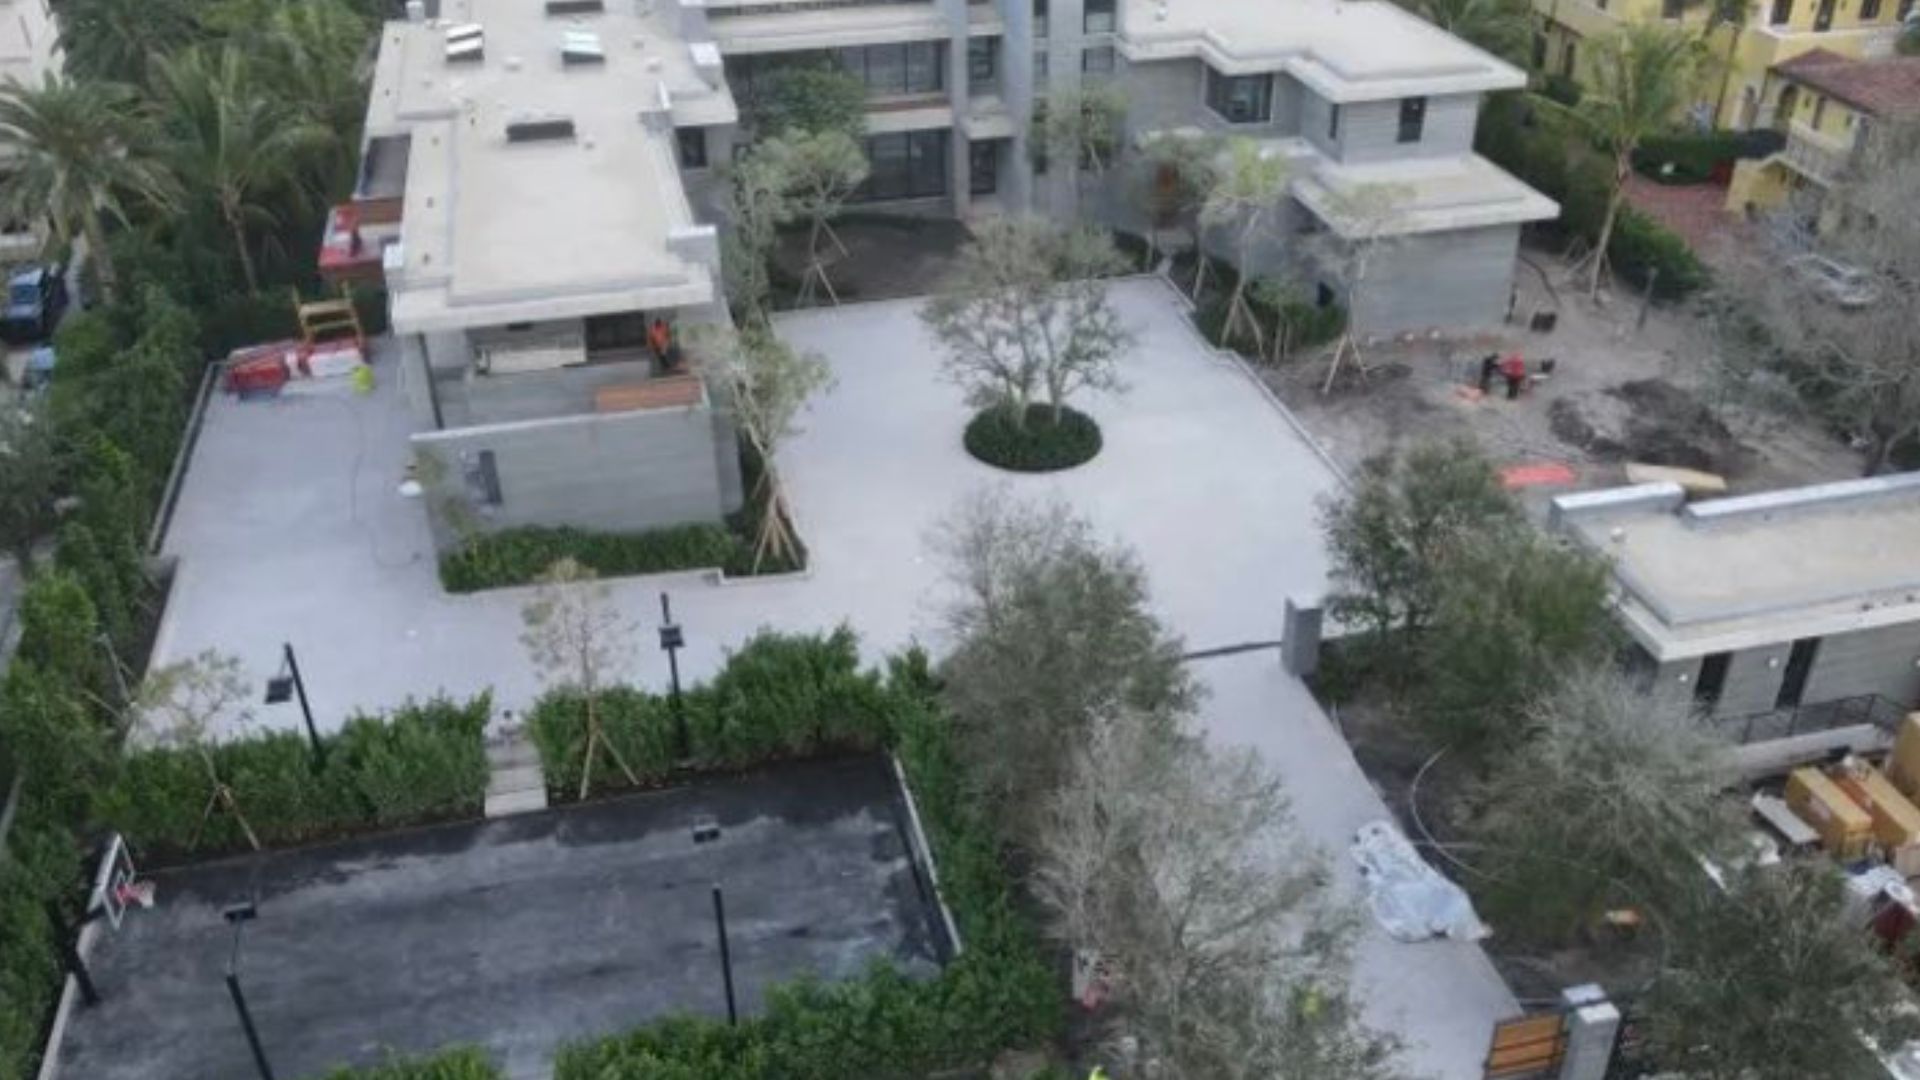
<box><xmin>1787</xmin><ymin>254</ymin><xmax>1882</xmax><ymax>310</ymax></box>
<box><xmin>0</xmin><ymin>264</ymin><xmax>67</xmax><ymax>343</ymax></box>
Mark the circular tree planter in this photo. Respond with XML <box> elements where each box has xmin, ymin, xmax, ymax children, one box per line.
<box><xmin>964</xmin><ymin>404</ymin><xmax>1103</xmax><ymax>473</ymax></box>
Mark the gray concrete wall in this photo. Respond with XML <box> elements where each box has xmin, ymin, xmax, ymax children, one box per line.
<box><xmin>1123</xmin><ymin>59</ymin><xmax>1302</xmax><ymax>139</ymax></box>
<box><xmin>1653</xmin><ymin>622</ymin><xmax>1920</xmax><ymax>721</ymax></box>
<box><xmin>412</xmin><ymin>405</ymin><xmax>734</xmax><ymax>551</ymax></box>
<box><xmin>1331</xmin><ymin>93</ymin><xmax>1480</xmax><ymax>164</ymax></box>
<box><xmin>1344</xmin><ymin>224</ymin><xmax>1519</xmax><ymax>333</ymax></box>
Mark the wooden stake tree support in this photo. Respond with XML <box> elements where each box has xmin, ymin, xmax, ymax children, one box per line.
<box><xmin>1199</xmin><ymin>139</ymin><xmax>1292</xmax><ymax>355</ymax></box>
<box><xmin>520</xmin><ymin>558</ymin><xmax>642</xmax><ymax>800</ymax></box>
<box><xmin>695</xmin><ymin>327</ymin><xmax>833</xmax><ymax>573</ymax></box>
<box><xmin>140</xmin><ymin>651</ymin><xmax>266</xmax><ymax>851</ymax></box>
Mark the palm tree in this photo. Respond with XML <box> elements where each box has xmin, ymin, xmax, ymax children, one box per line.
<box><xmin>260</xmin><ymin>0</ymin><xmax>378</xmax><ymax>192</ymax></box>
<box><xmin>152</xmin><ymin>47</ymin><xmax>328</xmax><ymax>294</ymax></box>
<box><xmin>1404</xmin><ymin>0</ymin><xmax>1535</xmax><ymax>66</ymax></box>
<box><xmin>55</xmin><ymin>0</ymin><xmax>198</xmax><ymax>88</ymax></box>
<box><xmin>0</xmin><ymin>76</ymin><xmax>175</xmax><ymax>306</ymax></box>
<box><xmin>1570</xmin><ymin>25</ymin><xmax>1703</xmax><ymax>297</ymax></box>
<box><xmin>1701</xmin><ymin>0</ymin><xmax>1753</xmax><ymax>127</ymax></box>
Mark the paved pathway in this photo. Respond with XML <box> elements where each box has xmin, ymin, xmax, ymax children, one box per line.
<box><xmin>152</xmin><ymin>278</ymin><xmax>1515</xmax><ymax>1076</ymax></box>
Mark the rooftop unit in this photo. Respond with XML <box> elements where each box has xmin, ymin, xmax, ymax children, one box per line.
<box><xmin>446</xmin><ymin>22</ymin><xmax>483</xmax><ymax>62</ymax></box>
<box><xmin>505</xmin><ymin>116</ymin><xmax>577</xmax><ymax>143</ymax></box>
<box><xmin>562</xmin><ymin>29</ymin><xmax>605</xmax><ymax>64</ymax></box>
<box><xmin>545</xmin><ymin>0</ymin><xmax>605</xmax><ymax>13</ymax></box>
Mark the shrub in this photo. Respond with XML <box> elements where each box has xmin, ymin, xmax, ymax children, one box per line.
<box><xmin>97</xmin><ymin>695</ymin><xmax>493</xmax><ymax>861</ymax></box>
<box><xmin>963</xmin><ymin>405</ymin><xmax>1102</xmax><ymax>473</ymax></box>
<box><xmin>527</xmin><ymin>686</ymin><xmax>681</xmax><ymax>799</ymax></box>
<box><xmin>1632</xmin><ymin>131</ymin><xmax>1745</xmax><ymax>185</ymax></box>
<box><xmin>1610</xmin><ymin>207</ymin><xmax>1711</xmax><ymax>300</ymax></box>
<box><xmin>439</xmin><ymin>524</ymin><xmax>744</xmax><ymax>593</ymax></box>
<box><xmin>316</xmin><ymin>1047</ymin><xmax>503</xmax><ymax>1080</ymax></box>
<box><xmin>1540</xmin><ymin>73</ymin><xmax>1583</xmax><ymax>107</ymax></box>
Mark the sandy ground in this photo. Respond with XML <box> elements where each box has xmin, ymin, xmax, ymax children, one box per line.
<box><xmin>1263</xmin><ymin>244</ymin><xmax>1864</xmax><ymax>510</ymax></box>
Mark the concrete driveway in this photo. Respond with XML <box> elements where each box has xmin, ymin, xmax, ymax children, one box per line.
<box><xmin>151</xmin><ymin>277</ymin><xmax>1514</xmax><ymax>1076</ymax></box>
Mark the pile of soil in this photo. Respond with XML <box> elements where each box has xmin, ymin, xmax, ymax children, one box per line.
<box><xmin>1549</xmin><ymin>378</ymin><xmax>1753</xmax><ymax>475</ymax></box>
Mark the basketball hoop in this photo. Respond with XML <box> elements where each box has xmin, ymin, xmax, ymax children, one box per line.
<box><xmin>89</xmin><ymin>834</ymin><xmax>150</xmax><ymax>930</ymax></box>
<box><xmin>114</xmin><ymin>879</ymin><xmax>157</xmax><ymax>911</ymax></box>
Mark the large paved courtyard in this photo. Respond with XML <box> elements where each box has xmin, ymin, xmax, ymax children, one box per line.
<box><xmin>150</xmin><ymin>277</ymin><xmax>1514</xmax><ymax>1076</ymax></box>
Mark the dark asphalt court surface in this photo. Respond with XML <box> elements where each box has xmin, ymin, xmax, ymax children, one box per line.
<box><xmin>56</xmin><ymin>756</ymin><xmax>946</xmax><ymax>1079</ymax></box>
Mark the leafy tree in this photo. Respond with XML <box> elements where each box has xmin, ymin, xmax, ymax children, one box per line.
<box><xmin>1471</xmin><ymin>666</ymin><xmax>1738</xmax><ymax>943</ymax></box>
<box><xmin>747</xmin><ymin>61</ymin><xmax>868</xmax><ymax>140</ymax></box>
<box><xmin>0</xmin><ymin>75</ymin><xmax>175</xmax><ymax>305</ymax></box>
<box><xmin>1199</xmin><ymin>138</ymin><xmax>1293</xmax><ymax>353</ymax></box>
<box><xmin>55</xmin><ymin>523</ymin><xmax>132</xmax><ymax>654</ymax></box>
<box><xmin>1564</xmin><ymin>25</ymin><xmax>1703</xmax><ymax>297</ymax></box>
<box><xmin>932</xmin><ymin>494</ymin><xmax>1195</xmax><ymax>836</ymax></box>
<box><xmin>754</xmin><ymin>131</ymin><xmax>870</xmax><ymax>305</ymax></box>
<box><xmin>519</xmin><ymin>558</ymin><xmax>643</xmax><ymax>799</ymax></box>
<box><xmin>1401</xmin><ymin>0</ymin><xmax>1534</xmax><ymax>65</ymax></box>
<box><xmin>1319</xmin><ymin>438</ymin><xmax>1521</xmax><ymax>667</ymax></box>
<box><xmin>719</xmin><ymin>147</ymin><xmax>795</xmax><ymax>324</ymax></box>
<box><xmin>152</xmin><ymin>46</ymin><xmax>330</xmax><ymax>294</ymax></box>
<box><xmin>1715</xmin><ymin>119</ymin><xmax>1920</xmax><ymax>474</ymax></box>
<box><xmin>16</xmin><ymin>571</ymin><xmax>108</xmax><ymax>708</ymax></box>
<box><xmin>254</xmin><ymin>0</ymin><xmax>379</xmax><ymax>191</ymax></box>
<box><xmin>1648</xmin><ymin>859</ymin><xmax>1920</xmax><ymax>1080</ymax></box>
<box><xmin>0</xmin><ymin>400</ymin><xmax>61</xmax><ymax>573</ymax></box>
<box><xmin>1039</xmin><ymin>82</ymin><xmax>1128</xmax><ymax>178</ymax></box>
<box><xmin>697</xmin><ymin>325</ymin><xmax>833</xmax><ymax>571</ymax></box>
<box><xmin>0</xmin><ymin>662</ymin><xmax>112</xmax><ymax>817</ymax></box>
<box><xmin>1419</xmin><ymin>526</ymin><xmax>1614</xmax><ymax>749</ymax></box>
<box><xmin>54</xmin><ymin>0</ymin><xmax>200</xmax><ymax>87</ymax></box>
<box><xmin>139</xmin><ymin>651</ymin><xmax>264</xmax><ymax>850</ymax></box>
<box><xmin>922</xmin><ymin>217</ymin><xmax>1133</xmax><ymax>430</ymax></box>
<box><xmin>1132</xmin><ymin>131</ymin><xmax>1222</xmax><ymax>268</ymax></box>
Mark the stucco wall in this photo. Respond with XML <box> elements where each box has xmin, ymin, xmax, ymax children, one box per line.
<box><xmin>1345</xmin><ymin>224</ymin><xmax>1520</xmax><ymax>333</ymax></box>
<box><xmin>1332</xmin><ymin>94</ymin><xmax>1481</xmax><ymax>163</ymax></box>
<box><xmin>1123</xmin><ymin>59</ymin><xmax>1304</xmax><ymax>139</ymax></box>
<box><xmin>411</xmin><ymin>405</ymin><xmax>739</xmax><ymax>551</ymax></box>
<box><xmin>1653</xmin><ymin>622</ymin><xmax>1920</xmax><ymax>720</ymax></box>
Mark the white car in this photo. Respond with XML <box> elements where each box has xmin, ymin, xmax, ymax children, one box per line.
<box><xmin>1788</xmin><ymin>253</ymin><xmax>1883</xmax><ymax>309</ymax></box>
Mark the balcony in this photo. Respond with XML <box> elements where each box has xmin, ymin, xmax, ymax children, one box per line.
<box><xmin>1776</xmin><ymin>120</ymin><xmax>1853</xmax><ymax>184</ymax></box>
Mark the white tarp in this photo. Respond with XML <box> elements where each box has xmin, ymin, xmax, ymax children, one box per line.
<box><xmin>1351</xmin><ymin>819</ymin><xmax>1490</xmax><ymax>943</ymax></box>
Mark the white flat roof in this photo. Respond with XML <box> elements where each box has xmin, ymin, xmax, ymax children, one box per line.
<box><xmin>1555</xmin><ymin>475</ymin><xmax>1920</xmax><ymax>661</ymax></box>
<box><xmin>367</xmin><ymin>0</ymin><xmax>736</xmax><ymax>333</ymax></box>
<box><xmin>707</xmin><ymin>0</ymin><xmax>968</xmax><ymax>54</ymax></box>
<box><xmin>1295</xmin><ymin>154</ymin><xmax>1560</xmax><ymax>236</ymax></box>
<box><xmin>1120</xmin><ymin>0</ymin><xmax>1527</xmax><ymax>102</ymax></box>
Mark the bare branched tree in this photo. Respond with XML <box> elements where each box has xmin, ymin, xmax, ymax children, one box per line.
<box><xmin>1307</xmin><ymin>182</ymin><xmax>1412</xmax><ymax>392</ymax></box>
<box><xmin>140</xmin><ymin>650</ymin><xmax>263</xmax><ymax>850</ymax></box>
<box><xmin>1713</xmin><ymin>119</ymin><xmax>1920</xmax><ymax>474</ymax></box>
<box><xmin>519</xmin><ymin>558</ymin><xmax>641</xmax><ymax>800</ymax></box>
<box><xmin>698</xmin><ymin>325</ymin><xmax>833</xmax><ymax>571</ymax></box>
<box><xmin>753</xmin><ymin>130</ymin><xmax>870</xmax><ymax>306</ymax></box>
<box><xmin>921</xmin><ymin>218</ymin><xmax>1134</xmax><ymax>430</ymax></box>
<box><xmin>931</xmin><ymin>493</ymin><xmax>1194</xmax><ymax>835</ymax></box>
<box><xmin>1199</xmin><ymin>137</ymin><xmax>1292</xmax><ymax>353</ymax></box>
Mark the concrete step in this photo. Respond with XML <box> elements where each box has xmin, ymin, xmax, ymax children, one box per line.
<box><xmin>486</xmin><ymin>740</ymin><xmax>541</xmax><ymax>771</ymax></box>
<box><xmin>487</xmin><ymin>763</ymin><xmax>545</xmax><ymax>798</ymax></box>
<box><xmin>484</xmin><ymin>786</ymin><xmax>547</xmax><ymax>818</ymax></box>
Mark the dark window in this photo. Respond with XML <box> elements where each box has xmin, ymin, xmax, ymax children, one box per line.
<box><xmin>854</xmin><ymin>130</ymin><xmax>948</xmax><ymax>201</ymax></box>
<box><xmin>1775</xmin><ymin>638</ymin><xmax>1822</xmax><ymax>710</ymax></box>
<box><xmin>1532</xmin><ymin>33</ymin><xmax>1547</xmax><ymax>69</ymax></box>
<box><xmin>970</xmin><ymin>140</ymin><xmax>999</xmax><ymax>195</ymax></box>
<box><xmin>1694</xmin><ymin>652</ymin><xmax>1732</xmax><ymax>708</ymax></box>
<box><xmin>1815</xmin><ymin>0</ymin><xmax>1835</xmax><ymax>28</ymax></box>
<box><xmin>1398</xmin><ymin>96</ymin><xmax>1427</xmax><ymax>143</ymax></box>
<box><xmin>1812</xmin><ymin>95</ymin><xmax>1828</xmax><ymax>127</ymax></box>
<box><xmin>1204</xmin><ymin>68</ymin><xmax>1274</xmax><ymax>124</ymax></box>
<box><xmin>1328</xmin><ymin>102</ymin><xmax>1340</xmax><ymax>140</ymax></box>
<box><xmin>676</xmin><ymin>127</ymin><xmax>708</xmax><ymax>169</ymax></box>
<box><xmin>838</xmin><ymin>42</ymin><xmax>945</xmax><ymax>96</ymax></box>
<box><xmin>1085</xmin><ymin>0</ymin><xmax>1116</xmax><ymax>32</ymax></box>
<box><xmin>1082</xmin><ymin>45</ymin><xmax>1116</xmax><ymax>75</ymax></box>
<box><xmin>1770</xmin><ymin>0</ymin><xmax>1792</xmax><ymax>24</ymax></box>
<box><xmin>1034</xmin><ymin>0</ymin><xmax>1048</xmax><ymax>36</ymax></box>
<box><xmin>905</xmin><ymin>41</ymin><xmax>942</xmax><ymax>92</ymax></box>
<box><xmin>969</xmin><ymin>36</ymin><xmax>997</xmax><ymax>83</ymax></box>
<box><xmin>466</xmin><ymin>450</ymin><xmax>503</xmax><ymax>507</ymax></box>
<box><xmin>1862</xmin><ymin>0</ymin><xmax>1882</xmax><ymax>18</ymax></box>
<box><xmin>1662</xmin><ymin>0</ymin><xmax>1685</xmax><ymax>14</ymax></box>
<box><xmin>585</xmin><ymin>311</ymin><xmax>649</xmax><ymax>354</ymax></box>
<box><xmin>1562</xmin><ymin>40</ymin><xmax>1577</xmax><ymax>75</ymax></box>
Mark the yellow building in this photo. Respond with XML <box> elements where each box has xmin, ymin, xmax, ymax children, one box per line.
<box><xmin>1725</xmin><ymin>50</ymin><xmax>1920</xmax><ymax>217</ymax></box>
<box><xmin>1532</xmin><ymin>0</ymin><xmax>1909</xmax><ymax>129</ymax></box>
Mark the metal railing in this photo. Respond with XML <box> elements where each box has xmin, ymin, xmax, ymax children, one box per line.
<box><xmin>1778</xmin><ymin>121</ymin><xmax>1853</xmax><ymax>184</ymax></box>
<box><xmin>1711</xmin><ymin>693</ymin><xmax>1909</xmax><ymax>745</ymax></box>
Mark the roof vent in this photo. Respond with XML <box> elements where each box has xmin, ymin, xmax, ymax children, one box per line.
<box><xmin>446</xmin><ymin>22</ymin><xmax>483</xmax><ymax>62</ymax></box>
<box><xmin>546</xmin><ymin>0</ymin><xmax>604</xmax><ymax>13</ymax></box>
<box><xmin>506</xmin><ymin>116</ymin><xmax>576</xmax><ymax>143</ymax></box>
<box><xmin>562</xmin><ymin>29</ymin><xmax>605</xmax><ymax>64</ymax></box>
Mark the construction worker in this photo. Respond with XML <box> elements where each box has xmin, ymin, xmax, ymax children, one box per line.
<box><xmin>648</xmin><ymin>317</ymin><xmax>673</xmax><ymax>367</ymax></box>
<box><xmin>1499</xmin><ymin>352</ymin><xmax>1528</xmax><ymax>400</ymax></box>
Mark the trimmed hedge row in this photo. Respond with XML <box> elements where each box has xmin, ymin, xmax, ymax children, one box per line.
<box><xmin>96</xmin><ymin>695</ymin><xmax>492</xmax><ymax>860</ymax></box>
<box><xmin>963</xmin><ymin>404</ymin><xmax>1103</xmax><ymax>473</ymax></box>
<box><xmin>440</xmin><ymin>524</ymin><xmax>744</xmax><ymax>593</ymax></box>
<box><xmin>528</xmin><ymin>628</ymin><xmax>897</xmax><ymax>798</ymax></box>
<box><xmin>550</xmin><ymin>650</ymin><xmax>1060</xmax><ymax>1078</ymax></box>
<box><xmin>317</xmin><ymin>1048</ymin><xmax>502</xmax><ymax>1080</ymax></box>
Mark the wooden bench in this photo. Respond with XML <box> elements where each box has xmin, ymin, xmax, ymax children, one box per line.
<box><xmin>594</xmin><ymin>375</ymin><xmax>704</xmax><ymax>414</ymax></box>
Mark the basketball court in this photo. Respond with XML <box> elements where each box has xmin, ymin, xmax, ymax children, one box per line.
<box><xmin>50</xmin><ymin>757</ymin><xmax>946</xmax><ymax>1080</ymax></box>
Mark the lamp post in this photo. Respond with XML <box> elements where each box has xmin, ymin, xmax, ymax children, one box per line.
<box><xmin>222</xmin><ymin>902</ymin><xmax>276</xmax><ymax>1080</ymax></box>
<box><xmin>659</xmin><ymin>593</ymin><xmax>686</xmax><ymax>756</ymax></box>
<box><xmin>264</xmin><ymin>643</ymin><xmax>324</xmax><ymax>769</ymax></box>
<box><xmin>711</xmin><ymin>884</ymin><xmax>737</xmax><ymax>1025</ymax></box>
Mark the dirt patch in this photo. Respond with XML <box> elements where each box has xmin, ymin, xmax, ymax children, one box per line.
<box><xmin>1546</xmin><ymin>379</ymin><xmax>1756</xmax><ymax>476</ymax></box>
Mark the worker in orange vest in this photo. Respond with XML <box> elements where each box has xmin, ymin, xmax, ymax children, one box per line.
<box><xmin>648</xmin><ymin>317</ymin><xmax>673</xmax><ymax>368</ymax></box>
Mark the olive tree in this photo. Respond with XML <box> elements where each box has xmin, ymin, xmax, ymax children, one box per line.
<box><xmin>1039</xmin><ymin>81</ymin><xmax>1128</xmax><ymax>179</ymax></box>
<box><xmin>921</xmin><ymin>217</ymin><xmax>1133</xmax><ymax>430</ymax></box>
<box><xmin>1133</xmin><ymin>131</ymin><xmax>1222</xmax><ymax>270</ymax></box>
<box><xmin>1307</xmin><ymin>182</ymin><xmax>1410</xmax><ymax>392</ymax></box>
<box><xmin>699</xmin><ymin>325</ymin><xmax>832</xmax><ymax>571</ymax></box>
<box><xmin>1199</xmin><ymin>137</ymin><xmax>1293</xmax><ymax>353</ymax></box>
<box><xmin>754</xmin><ymin>130</ymin><xmax>870</xmax><ymax>306</ymax></box>
<box><xmin>520</xmin><ymin>558</ymin><xmax>641</xmax><ymax>800</ymax></box>
<box><xmin>140</xmin><ymin>650</ymin><xmax>264</xmax><ymax>851</ymax></box>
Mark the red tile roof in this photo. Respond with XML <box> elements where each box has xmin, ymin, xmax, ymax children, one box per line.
<box><xmin>1774</xmin><ymin>50</ymin><xmax>1920</xmax><ymax>118</ymax></box>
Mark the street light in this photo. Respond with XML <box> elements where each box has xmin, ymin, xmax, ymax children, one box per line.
<box><xmin>659</xmin><ymin>593</ymin><xmax>687</xmax><ymax>756</ymax></box>
<box><xmin>264</xmin><ymin>643</ymin><xmax>324</xmax><ymax>769</ymax></box>
<box><xmin>222</xmin><ymin>902</ymin><xmax>276</xmax><ymax>1080</ymax></box>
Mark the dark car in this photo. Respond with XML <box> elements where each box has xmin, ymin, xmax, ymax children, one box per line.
<box><xmin>0</xmin><ymin>264</ymin><xmax>67</xmax><ymax>343</ymax></box>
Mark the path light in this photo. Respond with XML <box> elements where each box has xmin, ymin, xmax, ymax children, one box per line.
<box><xmin>659</xmin><ymin>593</ymin><xmax>687</xmax><ymax>756</ymax></box>
<box><xmin>265</xmin><ymin>644</ymin><xmax>325</xmax><ymax>769</ymax></box>
<box><xmin>222</xmin><ymin>902</ymin><xmax>275</xmax><ymax>1080</ymax></box>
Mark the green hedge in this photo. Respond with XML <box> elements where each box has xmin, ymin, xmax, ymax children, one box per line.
<box><xmin>440</xmin><ymin>524</ymin><xmax>748</xmax><ymax>593</ymax></box>
<box><xmin>551</xmin><ymin>651</ymin><xmax>1060</xmax><ymax>1078</ymax></box>
<box><xmin>0</xmin><ymin>816</ymin><xmax>79</xmax><ymax>1080</ymax></box>
<box><xmin>315</xmin><ymin>1047</ymin><xmax>502</xmax><ymax>1080</ymax></box>
<box><xmin>963</xmin><ymin>405</ymin><xmax>1103</xmax><ymax>473</ymax></box>
<box><xmin>1196</xmin><ymin>290</ymin><xmax>1346</xmax><ymax>358</ymax></box>
<box><xmin>1611</xmin><ymin>207</ymin><xmax>1712</xmax><ymax>299</ymax></box>
<box><xmin>96</xmin><ymin>695</ymin><xmax>492</xmax><ymax>860</ymax></box>
<box><xmin>529</xmin><ymin>629</ymin><xmax>896</xmax><ymax>798</ymax></box>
